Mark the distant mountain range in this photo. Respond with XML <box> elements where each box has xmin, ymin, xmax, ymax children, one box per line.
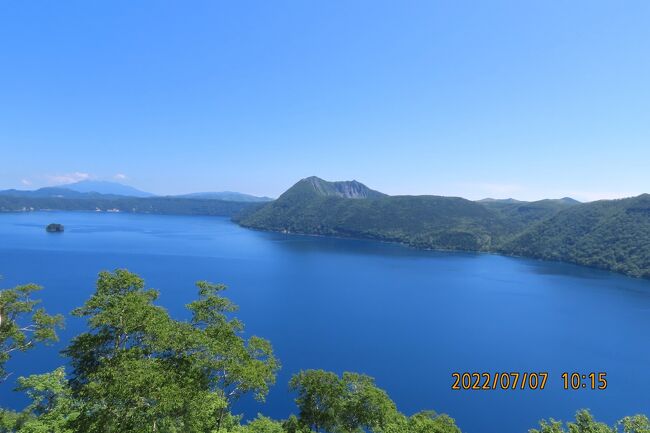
<box><xmin>0</xmin><ymin>181</ymin><xmax>153</xmax><ymax>199</ymax></box>
<box><xmin>0</xmin><ymin>181</ymin><xmax>272</xmax><ymax>203</ymax></box>
<box><xmin>239</xmin><ymin>176</ymin><xmax>649</xmax><ymax>279</ymax></box>
<box><xmin>172</xmin><ymin>192</ymin><xmax>273</xmax><ymax>202</ymax></box>
<box><xmin>62</xmin><ymin>180</ymin><xmax>155</xmax><ymax>197</ymax></box>
<box><xmin>0</xmin><ymin>180</ymin><xmax>270</xmax><ymax>217</ymax></box>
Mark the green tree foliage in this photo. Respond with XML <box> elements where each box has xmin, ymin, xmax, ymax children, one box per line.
<box><xmin>289</xmin><ymin>370</ymin><xmax>344</xmax><ymax>432</ymax></box>
<box><xmin>186</xmin><ymin>281</ymin><xmax>280</xmax><ymax>428</ymax></box>
<box><xmin>63</xmin><ymin>269</ymin><xmax>278</xmax><ymax>433</ymax></box>
<box><xmin>529</xmin><ymin>410</ymin><xmax>650</xmax><ymax>433</ymax></box>
<box><xmin>0</xmin><ymin>410</ymin><xmax>21</xmax><ymax>433</ymax></box>
<box><xmin>405</xmin><ymin>411</ymin><xmax>463</xmax><ymax>433</ymax></box>
<box><xmin>336</xmin><ymin>373</ymin><xmax>397</xmax><ymax>433</ymax></box>
<box><xmin>6</xmin><ymin>367</ymin><xmax>76</xmax><ymax>433</ymax></box>
<box><xmin>288</xmin><ymin>369</ymin><xmax>461</xmax><ymax>433</ymax></box>
<box><xmin>233</xmin><ymin>415</ymin><xmax>286</xmax><ymax>433</ymax></box>
<box><xmin>618</xmin><ymin>415</ymin><xmax>650</xmax><ymax>433</ymax></box>
<box><xmin>0</xmin><ymin>282</ymin><xmax>63</xmax><ymax>381</ymax></box>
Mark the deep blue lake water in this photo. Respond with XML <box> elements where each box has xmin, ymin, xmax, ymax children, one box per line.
<box><xmin>1</xmin><ymin>212</ymin><xmax>649</xmax><ymax>433</ymax></box>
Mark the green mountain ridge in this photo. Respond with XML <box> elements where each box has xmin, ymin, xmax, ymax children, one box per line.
<box><xmin>502</xmin><ymin>194</ymin><xmax>650</xmax><ymax>278</ymax></box>
<box><xmin>480</xmin><ymin>197</ymin><xmax>581</xmax><ymax>234</ymax></box>
<box><xmin>240</xmin><ymin>177</ymin><xmax>650</xmax><ymax>278</ymax></box>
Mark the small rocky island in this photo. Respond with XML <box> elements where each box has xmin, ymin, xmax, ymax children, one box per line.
<box><xmin>46</xmin><ymin>223</ymin><xmax>65</xmax><ymax>233</ymax></box>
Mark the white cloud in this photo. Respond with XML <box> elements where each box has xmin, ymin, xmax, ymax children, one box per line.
<box><xmin>47</xmin><ymin>172</ymin><xmax>91</xmax><ymax>185</ymax></box>
<box><xmin>20</xmin><ymin>179</ymin><xmax>32</xmax><ymax>186</ymax></box>
<box><xmin>113</xmin><ymin>173</ymin><xmax>128</xmax><ymax>181</ymax></box>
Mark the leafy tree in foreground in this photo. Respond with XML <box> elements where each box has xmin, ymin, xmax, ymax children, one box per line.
<box><xmin>530</xmin><ymin>410</ymin><xmax>650</xmax><ymax>433</ymax></box>
<box><xmin>336</xmin><ymin>372</ymin><xmax>397</xmax><ymax>433</ymax></box>
<box><xmin>618</xmin><ymin>415</ymin><xmax>650</xmax><ymax>433</ymax></box>
<box><xmin>404</xmin><ymin>411</ymin><xmax>463</xmax><ymax>433</ymax></box>
<box><xmin>63</xmin><ymin>269</ymin><xmax>278</xmax><ymax>433</ymax></box>
<box><xmin>6</xmin><ymin>367</ymin><xmax>76</xmax><ymax>433</ymax></box>
<box><xmin>187</xmin><ymin>281</ymin><xmax>280</xmax><ymax>429</ymax></box>
<box><xmin>289</xmin><ymin>369</ymin><xmax>462</xmax><ymax>433</ymax></box>
<box><xmin>0</xmin><ymin>280</ymin><xmax>63</xmax><ymax>382</ymax></box>
<box><xmin>232</xmin><ymin>415</ymin><xmax>286</xmax><ymax>433</ymax></box>
<box><xmin>289</xmin><ymin>370</ymin><xmax>345</xmax><ymax>432</ymax></box>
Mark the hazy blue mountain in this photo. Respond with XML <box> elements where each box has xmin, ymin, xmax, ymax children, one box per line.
<box><xmin>477</xmin><ymin>198</ymin><xmax>525</xmax><ymax>204</ymax></box>
<box><xmin>62</xmin><ymin>180</ymin><xmax>155</xmax><ymax>197</ymax></box>
<box><xmin>478</xmin><ymin>197</ymin><xmax>579</xmax><ymax>205</ymax></box>
<box><xmin>174</xmin><ymin>191</ymin><xmax>274</xmax><ymax>202</ymax></box>
<box><xmin>0</xmin><ymin>187</ymin><xmax>110</xmax><ymax>198</ymax></box>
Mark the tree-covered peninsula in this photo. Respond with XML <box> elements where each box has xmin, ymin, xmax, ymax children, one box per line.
<box><xmin>239</xmin><ymin>177</ymin><xmax>650</xmax><ymax>279</ymax></box>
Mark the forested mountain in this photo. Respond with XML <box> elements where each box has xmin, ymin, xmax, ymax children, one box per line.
<box><xmin>240</xmin><ymin>177</ymin><xmax>650</xmax><ymax>278</ymax></box>
<box><xmin>480</xmin><ymin>198</ymin><xmax>580</xmax><ymax>235</ymax></box>
<box><xmin>239</xmin><ymin>177</ymin><xmax>504</xmax><ymax>251</ymax></box>
<box><xmin>502</xmin><ymin>194</ymin><xmax>650</xmax><ymax>278</ymax></box>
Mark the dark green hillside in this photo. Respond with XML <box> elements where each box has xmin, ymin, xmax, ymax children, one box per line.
<box><xmin>502</xmin><ymin>194</ymin><xmax>650</xmax><ymax>278</ymax></box>
<box><xmin>240</xmin><ymin>177</ymin><xmax>505</xmax><ymax>251</ymax></box>
<box><xmin>0</xmin><ymin>195</ymin><xmax>261</xmax><ymax>218</ymax></box>
<box><xmin>481</xmin><ymin>198</ymin><xmax>580</xmax><ymax>235</ymax></box>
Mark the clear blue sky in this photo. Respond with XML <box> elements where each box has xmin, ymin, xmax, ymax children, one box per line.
<box><xmin>1</xmin><ymin>1</ymin><xmax>648</xmax><ymax>201</ymax></box>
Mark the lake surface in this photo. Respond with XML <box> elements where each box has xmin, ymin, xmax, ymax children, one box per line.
<box><xmin>1</xmin><ymin>212</ymin><xmax>649</xmax><ymax>433</ymax></box>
